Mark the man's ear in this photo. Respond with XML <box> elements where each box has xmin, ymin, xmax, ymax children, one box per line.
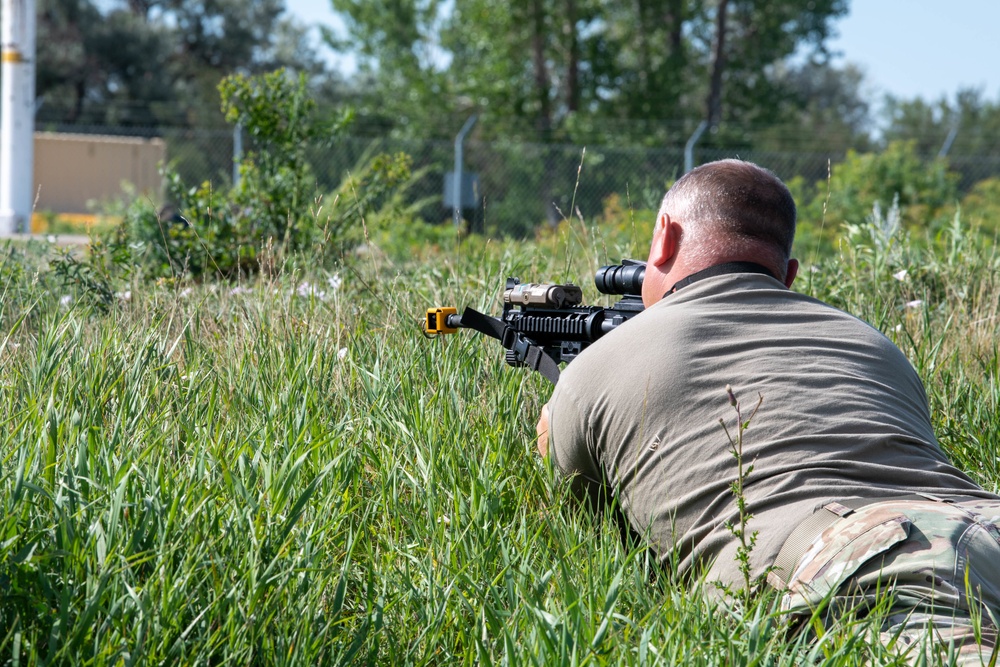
<box><xmin>784</xmin><ymin>258</ymin><xmax>799</xmax><ymax>288</ymax></box>
<box><xmin>649</xmin><ymin>212</ymin><xmax>677</xmax><ymax>267</ymax></box>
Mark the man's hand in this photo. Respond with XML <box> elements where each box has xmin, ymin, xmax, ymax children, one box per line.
<box><xmin>536</xmin><ymin>403</ymin><xmax>550</xmax><ymax>458</ymax></box>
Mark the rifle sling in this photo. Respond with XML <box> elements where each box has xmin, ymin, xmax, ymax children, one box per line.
<box><xmin>523</xmin><ymin>346</ymin><xmax>561</xmax><ymax>385</ymax></box>
<box><xmin>460</xmin><ymin>307</ymin><xmax>507</xmax><ymax>341</ymax></box>
<box><xmin>460</xmin><ymin>307</ymin><xmax>562</xmax><ymax>385</ymax></box>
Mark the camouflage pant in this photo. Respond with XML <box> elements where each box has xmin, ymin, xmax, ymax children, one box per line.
<box><xmin>780</xmin><ymin>498</ymin><xmax>1000</xmax><ymax>665</ymax></box>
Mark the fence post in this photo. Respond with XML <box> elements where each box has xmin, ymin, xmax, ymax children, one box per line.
<box><xmin>938</xmin><ymin>122</ymin><xmax>960</xmax><ymax>158</ymax></box>
<box><xmin>684</xmin><ymin>121</ymin><xmax>709</xmax><ymax>174</ymax></box>
<box><xmin>0</xmin><ymin>0</ymin><xmax>37</xmax><ymax>236</ymax></box>
<box><xmin>233</xmin><ymin>122</ymin><xmax>244</xmax><ymax>186</ymax></box>
<box><xmin>453</xmin><ymin>114</ymin><xmax>478</xmax><ymax>228</ymax></box>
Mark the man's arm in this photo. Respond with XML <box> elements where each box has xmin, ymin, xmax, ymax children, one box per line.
<box><xmin>538</xmin><ymin>384</ymin><xmax>608</xmax><ymax>510</ymax></box>
<box><xmin>536</xmin><ymin>403</ymin><xmax>550</xmax><ymax>458</ymax></box>
<box><xmin>540</xmin><ymin>389</ymin><xmax>631</xmax><ymax>539</ymax></box>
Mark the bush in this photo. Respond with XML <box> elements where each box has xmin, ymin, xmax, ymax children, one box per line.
<box><xmin>92</xmin><ymin>70</ymin><xmax>414</xmax><ymax>281</ymax></box>
<box><xmin>959</xmin><ymin>176</ymin><xmax>1000</xmax><ymax>239</ymax></box>
<box><xmin>795</xmin><ymin>141</ymin><xmax>959</xmax><ymax>252</ymax></box>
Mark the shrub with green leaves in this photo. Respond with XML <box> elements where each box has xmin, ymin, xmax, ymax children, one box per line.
<box><xmin>959</xmin><ymin>176</ymin><xmax>1000</xmax><ymax>239</ymax></box>
<box><xmin>221</xmin><ymin>69</ymin><xmax>337</xmax><ymax>253</ymax></box>
<box><xmin>102</xmin><ymin>70</ymin><xmax>412</xmax><ymax>281</ymax></box>
<box><xmin>795</xmin><ymin>141</ymin><xmax>959</xmax><ymax>251</ymax></box>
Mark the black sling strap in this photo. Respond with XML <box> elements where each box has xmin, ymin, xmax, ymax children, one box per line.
<box><xmin>459</xmin><ymin>307</ymin><xmax>562</xmax><ymax>385</ymax></box>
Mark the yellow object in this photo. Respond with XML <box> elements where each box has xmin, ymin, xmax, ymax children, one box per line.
<box><xmin>1</xmin><ymin>50</ymin><xmax>24</xmax><ymax>64</ymax></box>
<box><xmin>425</xmin><ymin>307</ymin><xmax>459</xmax><ymax>334</ymax></box>
<box><xmin>30</xmin><ymin>213</ymin><xmax>116</xmax><ymax>233</ymax></box>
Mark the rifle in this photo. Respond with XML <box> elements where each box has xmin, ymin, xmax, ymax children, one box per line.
<box><xmin>424</xmin><ymin>259</ymin><xmax>646</xmax><ymax>384</ymax></box>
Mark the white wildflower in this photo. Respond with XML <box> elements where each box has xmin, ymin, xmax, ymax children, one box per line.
<box><xmin>337</xmin><ymin>347</ymin><xmax>348</xmax><ymax>360</ymax></box>
<box><xmin>179</xmin><ymin>287</ymin><xmax>193</xmax><ymax>298</ymax></box>
<box><xmin>905</xmin><ymin>299</ymin><xmax>924</xmax><ymax>310</ymax></box>
<box><xmin>59</xmin><ymin>295</ymin><xmax>73</xmax><ymax>308</ymax></box>
<box><xmin>892</xmin><ymin>269</ymin><xmax>908</xmax><ymax>282</ymax></box>
<box><xmin>296</xmin><ymin>281</ymin><xmax>327</xmax><ymax>300</ymax></box>
<box><xmin>47</xmin><ymin>234</ymin><xmax>56</xmax><ymax>243</ymax></box>
<box><xmin>327</xmin><ymin>274</ymin><xmax>342</xmax><ymax>291</ymax></box>
<box><xmin>115</xmin><ymin>290</ymin><xmax>132</xmax><ymax>302</ymax></box>
<box><xmin>230</xmin><ymin>286</ymin><xmax>252</xmax><ymax>296</ymax></box>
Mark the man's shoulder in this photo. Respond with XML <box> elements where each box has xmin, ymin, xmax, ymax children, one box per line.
<box><xmin>554</xmin><ymin>300</ymin><xmax>686</xmax><ymax>401</ymax></box>
<box><xmin>668</xmin><ymin>274</ymin><xmax>881</xmax><ymax>332</ymax></box>
<box><xmin>560</xmin><ymin>276</ymin><xmax>894</xmax><ymax>387</ymax></box>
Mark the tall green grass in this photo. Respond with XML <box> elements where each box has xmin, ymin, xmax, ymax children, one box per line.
<box><xmin>1</xmin><ymin>210</ymin><xmax>998</xmax><ymax>665</ymax></box>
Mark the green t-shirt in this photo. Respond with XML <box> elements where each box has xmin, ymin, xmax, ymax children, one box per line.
<box><xmin>548</xmin><ymin>272</ymin><xmax>992</xmax><ymax>589</ymax></box>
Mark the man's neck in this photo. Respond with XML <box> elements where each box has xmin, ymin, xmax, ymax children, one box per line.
<box><xmin>667</xmin><ymin>261</ymin><xmax>778</xmax><ymax>295</ymax></box>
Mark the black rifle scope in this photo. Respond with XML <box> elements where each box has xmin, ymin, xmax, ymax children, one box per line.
<box><xmin>594</xmin><ymin>260</ymin><xmax>645</xmax><ymax>296</ymax></box>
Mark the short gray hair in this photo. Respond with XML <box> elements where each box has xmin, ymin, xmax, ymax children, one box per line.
<box><xmin>661</xmin><ymin>159</ymin><xmax>797</xmax><ymax>261</ymax></box>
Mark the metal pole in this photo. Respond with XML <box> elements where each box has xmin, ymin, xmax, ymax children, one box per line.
<box><xmin>233</xmin><ymin>122</ymin><xmax>243</xmax><ymax>186</ymax></box>
<box><xmin>453</xmin><ymin>114</ymin><xmax>477</xmax><ymax>228</ymax></box>
<box><xmin>684</xmin><ymin>120</ymin><xmax>709</xmax><ymax>174</ymax></box>
<box><xmin>938</xmin><ymin>123</ymin><xmax>960</xmax><ymax>158</ymax></box>
<box><xmin>0</xmin><ymin>0</ymin><xmax>37</xmax><ymax>236</ymax></box>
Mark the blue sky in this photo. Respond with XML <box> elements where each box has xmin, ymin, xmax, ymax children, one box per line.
<box><xmin>285</xmin><ymin>0</ymin><xmax>1000</xmax><ymax>104</ymax></box>
<box><xmin>828</xmin><ymin>0</ymin><xmax>1000</xmax><ymax>102</ymax></box>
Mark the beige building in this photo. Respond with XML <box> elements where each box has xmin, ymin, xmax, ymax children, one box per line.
<box><xmin>33</xmin><ymin>132</ymin><xmax>166</xmax><ymax>214</ymax></box>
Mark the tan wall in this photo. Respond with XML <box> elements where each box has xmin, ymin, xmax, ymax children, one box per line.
<box><xmin>33</xmin><ymin>132</ymin><xmax>166</xmax><ymax>214</ymax></box>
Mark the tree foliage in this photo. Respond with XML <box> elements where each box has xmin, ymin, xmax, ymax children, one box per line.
<box><xmin>735</xmin><ymin>60</ymin><xmax>874</xmax><ymax>171</ymax></box>
<box><xmin>328</xmin><ymin>0</ymin><xmax>854</xmax><ymax>148</ymax></box>
<box><xmin>33</xmin><ymin>0</ymin><xmax>329</xmax><ymax>128</ymax></box>
<box><xmin>883</xmin><ymin>88</ymin><xmax>1000</xmax><ymax>156</ymax></box>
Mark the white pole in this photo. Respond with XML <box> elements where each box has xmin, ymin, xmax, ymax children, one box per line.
<box><xmin>0</xmin><ymin>0</ymin><xmax>37</xmax><ymax>236</ymax></box>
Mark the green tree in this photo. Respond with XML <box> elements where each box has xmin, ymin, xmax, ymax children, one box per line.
<box><xmin>328</xmin><ymin>0</ymin><xmax>851</xmax><ymax>145</ymax></box>
<box><xmin>882</xmin><ymin>88</ymin><xmax>1000</xmax><ymax>190</ymax></box>
<box><xmin>33</xmin><ymin>0</ymin><xmax>330</xmax><ymax>128</ymax></box>
<box><xmin>326</xmin><ymin>0</ymin><xmax>856</xmax><ymax>229</ymax></box>
<box><xmin>327</xmin><ymin>0</ymin><xmax>451</xmax><ymax>136</ymax></box>
<box><xmin>751</xmin><ymin>61</ymin><xmax>872</xmax><ymax>154</ymax></box>
<box><xmin>883</xmin><ymin>88</ymin><xmax>1000</xmax><ymax>156</ymax></box>
<box><xmin>701</xmin><ymin>0</ymin><xmax>849</xmax><ymax>139</ymax></box>
<box><xmin>34</xmin><ymin>0</ymin><xmax>174</xmax><ymax>125</ymax></box>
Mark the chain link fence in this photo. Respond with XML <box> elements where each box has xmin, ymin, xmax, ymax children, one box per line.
<box><xmin>53</xmin><ymin>124</ymin><xmax>1000</xmax><ymax>237</ymax></box>
<box><xmin>254</xmin><ymin>133</ymin><xmax>1000</xmax><ymax>236</ymax></box>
